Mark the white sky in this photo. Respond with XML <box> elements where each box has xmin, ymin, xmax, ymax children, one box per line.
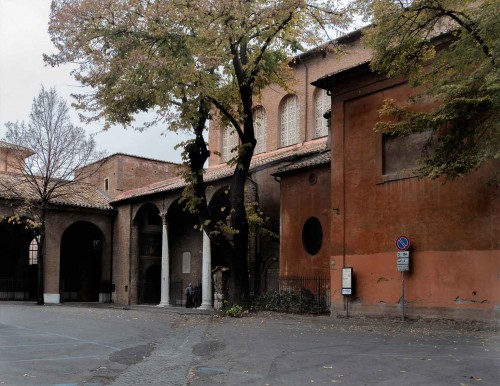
<box><xmin>0</xmin><ymin>0</ymin><xmax>191</xmax><ymax>163</ymax></box>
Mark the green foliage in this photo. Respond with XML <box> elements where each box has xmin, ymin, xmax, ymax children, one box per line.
<box><xmin>224</xmin><ymin>305</ymin><xmax>245</xmax><ymax>318</ymax></box>
<box><xmin>245</xmin><ymin>202</ymin><xmax>278</xmax><ymax>239</ymax></box>
<box><xmin>359</xmin><ymin>0</ymin><xmax>500</xmax><ymax>180</ymax></box>
<box><xmin>254</xmin><ymin>289</ymin><xmax>328</xmax><ymax>314</ymax></box>
<box><xmin>46</xmin><ymin>0</ymin><xmax>352</xmax><ymax>302</ymax></box>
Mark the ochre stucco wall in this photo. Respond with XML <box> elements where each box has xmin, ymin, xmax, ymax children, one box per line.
<box><xmin>328</xmin><ymin>75</ymin><xmax>499</xmax><ymax>318</ymax></box>
<box><xmin>280</xmin><ymin>165</ymin><xmax>331</xmax><ymax>277</ymax></box>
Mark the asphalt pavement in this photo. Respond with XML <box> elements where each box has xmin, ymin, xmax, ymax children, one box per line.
<box><xmin>0</xmin><ymin>302</ymin><xmax>498</xmax><ymax>386</ymax></box>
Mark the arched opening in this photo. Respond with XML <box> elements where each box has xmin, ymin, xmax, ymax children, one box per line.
<box><xmin>167</xmin><ymin>198</ymin><xmax>202</xmax><ymax>306</ymax></box>
<box><xmin>60</xmin><ymin>221</ymin><xmax>103</xmax><ymax>302</ymax></box>
<box><xmin>135</xmin><ymin>203</ymin><xmax>162</xmax><ymax>304</ymax></box>
<box><xmin>280</xmin><ymin>94</ymin><xmax>300</xmax><ymax>147</ymax></box>
<box><xmin>0</xmin><ymin>217</ymin><xmax>37</xmax><ymax>300</ymax></box>
<box><xmin>208</xmin><ymin>187</ymin><xmax>232</xmax><ymax>269</ymax></box>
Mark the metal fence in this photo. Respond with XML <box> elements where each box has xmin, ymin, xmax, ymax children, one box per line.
<box><xmin>0</xmin><ymin>279</ymin><xmax>35</xmax><ymax>300</ymax></box>
<box><xmin>253</xmin><ymin>275</ymin><xmax>330</xmax><ymax>315</ymax></box>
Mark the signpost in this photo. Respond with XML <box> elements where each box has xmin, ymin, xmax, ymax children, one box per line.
<box><xmin>342</xmin><ymin>267</ymin><xmax>353</xmax><ymax>317</ymax></box>
<box><xmin>396</xmin><ymin>236</ymin><xmax>410</xmax><ymax>321</ymax></box>
<box><xmin>397</xmin><ymin>251</ymin><xmax>410</xmax><ymax>272</ymax></box>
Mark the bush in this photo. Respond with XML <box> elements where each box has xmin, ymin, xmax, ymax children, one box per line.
<box><xmin>225</xmin><ymin>305</ymin><xmax>244</xmax><ymax>318</ymax></box>
<box><xmin>253</xmin><ymin>288</ymin><xmax>328</xmax><ymax>314</ymax></box>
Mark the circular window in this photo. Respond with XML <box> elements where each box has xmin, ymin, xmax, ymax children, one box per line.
<box><xmin>308</xmin><ymin>173</ymin><xmax>317</xmax><ymax>185</ymax></box>
<box><xmin>302</xmin><ymin>217</ymin><xmax>323</xmax><ymax>255</ymax></box>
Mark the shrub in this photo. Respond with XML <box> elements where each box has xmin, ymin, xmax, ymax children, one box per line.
<box><xmin>225</xmin><ymin>305</ymin><xmax>244</xmax><ymax>318</ymax></box>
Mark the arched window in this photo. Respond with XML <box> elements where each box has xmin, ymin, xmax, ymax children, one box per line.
<box><xmin>253</xmin><ymin>106</ymin><xmax>266</xmax><ymax>154</ymax></box>
<box><xmin>221</xmin><ymin>125</ymin><xmax>239</xmax><ymax>162</ymax></box>
<box><xmin>314</xmin><ymin>88</ymin><xmax>329</xmax><ymax>138</ymax></box>
<box><xmin>29</xmin><ymin>237</ymin><xmax>38</xmax><ymax>265</ymax></box>
<box><xmin>280</xmin><ymin>94</ymin><xmax>300</xmax><ymax>147</ymax></box>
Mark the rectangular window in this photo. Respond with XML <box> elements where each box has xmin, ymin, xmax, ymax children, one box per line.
<box><xmin>383</xmin><ymin>131</ymin><xmax>432</xmax><ymax>175</ymax></box>
<box><xmin>104</xmin><ymin>177</ymin><xmax>109</xmax><ymax>191</ymax></box>
<box><xmin>182</xmin><ymin>252</ymin><xmax>191</xmax><ymax>274</ymax></box>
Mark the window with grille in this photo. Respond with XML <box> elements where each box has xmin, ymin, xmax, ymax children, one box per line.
<box><xmin>28</xmin><ymin>237</ymin><xmax>38</xmax><ymax>265</ymax></box>
<box><xmin>280</xmin><ymin>95</ymin><xmax>300</xmax><ymax>147</ymax></box>
<box><xmin>314</xmin><ymin>88</ymin><xmax>329</xmax><ymax>138</ymax></box>
<box><xmin>253</xmin><ymin>107</ymin><xmax>266</xmax><ymax>154</ymax></box>
<box><xmin>221</xmin><ymin>125</ymin><xmax>239</xmax><ymax>162</ymax></box>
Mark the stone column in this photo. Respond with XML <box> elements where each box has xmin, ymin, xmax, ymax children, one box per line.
<box><xmin>158</xmin><ymin>215</ymin><xmax>170</xmax><ymax>307</ymax></box>
<box><xmin>198</xmin><ymin>231</ymin><xmax>213</xmax><ymax>310</ymax></box>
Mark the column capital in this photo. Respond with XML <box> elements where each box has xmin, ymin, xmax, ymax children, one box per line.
<box><xmin>159</xmin><ymin>212</ymin><xmax>168</xmax><ymax>224</ymax></box>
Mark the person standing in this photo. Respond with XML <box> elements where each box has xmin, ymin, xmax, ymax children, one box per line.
<box><xmin>185</xmin><ymin>283</ymin><xmax>193</xmax><ymax>308</ymax></box>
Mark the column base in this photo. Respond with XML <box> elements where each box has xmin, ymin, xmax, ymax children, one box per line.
<box><xmin>157</xmin><ymin>302</ymin><xmax>171</xmax><ymax>307</ymax></box>
<box><xmin>43</xmin><ymin>293</ymin><xmax>60</xmax><ymax>304</ymax></box>
<box><xmin>198</xmin><ymin>302</ymin><xmax>213</xmax><ymax>310</ymax></box>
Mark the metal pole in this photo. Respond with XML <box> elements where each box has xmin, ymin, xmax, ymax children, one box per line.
<box><xmin>401</xmin><ymin>271</ymin><xmax>405</xmax><ymax>321</ymax></box>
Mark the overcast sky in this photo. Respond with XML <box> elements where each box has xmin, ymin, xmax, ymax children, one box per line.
<box><xmin>0</xmin><ymin>0</ymin><xmax>191</xmax><ymax>163</ymax></box>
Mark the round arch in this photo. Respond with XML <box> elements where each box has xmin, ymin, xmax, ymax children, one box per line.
<box><xmin>134</xmin><ymin>203</ymin><xmax>162</xmax><ymax>304</ymax></box>
<box><xmin>59</xmin><ymin>221</ymin><xmax>103</xmax><ymax>302</ymax></box>
<box><xmin>207</xmin><ymin>186</ymin><xmax>232</xmax><ymax>269</ymax></box>
<box><xmin>166</xmin><ymin>197</ymin><xmax>202</xmax><ymax>305</ymax></box>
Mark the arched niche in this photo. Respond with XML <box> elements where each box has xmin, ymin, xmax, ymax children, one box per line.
<box><xmin>166</xmin><ymin>197</ymin><xmax>202</xmax><ymax>305</ymax></box>
<box><xmin>59</xmin><ymin>221</ymin><xmax>104</xmax><ymax>302</ymax></box>
<box><xmin>0</xmin><ymin>217</ymin><xmax>38</xmax><ymax>300</ymax></box>
<box><xmin>134</xmin><ymin>202</ymin><xmax>162</xmax><ymax>304</ymax></box>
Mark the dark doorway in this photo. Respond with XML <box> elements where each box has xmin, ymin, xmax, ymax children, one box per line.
<box><xmin>0</xmin><ymin>218</ymin><xmax>37</xmax><ymax>300</ymax></box>
<box><xmin>142</xmin><ymin>264</ymin><xmax>161</xmax><ymax>304</ymax></box>
<box><xmin>60</xmin><ymin>222</ymin><xmax>103</xmax><ymax>302</ymax></box>
<box><xmin>135</xmin><ymin>203</ymin><xmax>162</xmax><ymax>304</ymax></box>
<box><xmin>207</xmin><ymin>187</ymin><xmax>232</xmax><ymax>268</ymax></box>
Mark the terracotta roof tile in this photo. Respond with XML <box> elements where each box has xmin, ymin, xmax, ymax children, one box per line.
<box><xmin>0</xmin><ymin>172</ymin><xmax>113</xmax><ymax>210</ymax></box>
<box><xmin>112</xmin><ymin>138</ymin><xmax>328</xmax><ymax>203</ymax></box>
<box><xmin>0</xmin><ymin>141</ymin><xmax>34</xmax><ymax>155</ymax></box>
<box><xmin>275</xmin><ymin>151</ymin><xmax>330</xmax><ymax>175</ymax></box>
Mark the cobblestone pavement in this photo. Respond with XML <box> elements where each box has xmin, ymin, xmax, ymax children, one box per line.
<box><xmin>0</xmin><ymin>303</ymin><xmax>498</xmax><ymax>386</ymax></box>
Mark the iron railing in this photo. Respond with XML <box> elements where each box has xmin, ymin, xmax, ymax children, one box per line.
<box><xmin>253</xmin><ymin>274</ymin><xmax>330</xmax><ymax>315</ymax></box>
<box><xmin>137</xmin><ymin>279</ymin><xmax>202</xmax><ymax>307</ymax></box>
<box><xmin>0</xmin><ymin>279</ymin><xmax>35</xmax><ymax>300</ymax></box>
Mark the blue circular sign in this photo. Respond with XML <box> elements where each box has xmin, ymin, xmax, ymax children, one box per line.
<box><xmin>396</xmin><ymin>235</ymin><xmax>410</xmax><ymax>251</ymax></box>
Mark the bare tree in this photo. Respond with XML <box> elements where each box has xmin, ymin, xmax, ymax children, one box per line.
<box><xmin>1</xmin><ymin>86</ymin><xmax>105</xmax><ymax>305</ymax></box>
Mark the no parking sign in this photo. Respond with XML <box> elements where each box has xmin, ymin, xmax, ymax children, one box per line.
<box><xmin>396</xmin><ymin>235</ymin><xmax>410</xmax><ymax>251</ymax></box>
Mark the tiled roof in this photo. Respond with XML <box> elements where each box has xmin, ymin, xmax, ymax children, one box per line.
<box><xmin>80</xmin><ymin>152</ymin><xmax>179</xmax><ymax>170</ymax></box>
<box><xmin>275</xmin><ymin>151</ymin><xmax>331</xmax><ymax>175</ymax></box>
<box><xmin>311</xmin><ymin>60</ymin><xmax>371</xmax><ymax>87</ymax></box>
<box><xmin>0</xmin><ymin>141</ymin><xmax>33</xmax><ymax>155</ymax></box>
<box><xmin>0</xmin><ymin>172</ymin><xmax>113</xmax><ymax>210</ymax></box>
<box><xmin>112</xmin><ymin>138</ymin><xmax>328</xmax><ymax>203</ymax></box>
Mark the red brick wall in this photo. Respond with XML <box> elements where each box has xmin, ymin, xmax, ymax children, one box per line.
<box><xmin>208</xmin><ymin>40</ymin><xmax>372</xmax><ymax>166</ymax></box>
<box><xmin>80</xmin><ymin>155</ymin><xmax>178</xmax><ymax>199</ymax></box>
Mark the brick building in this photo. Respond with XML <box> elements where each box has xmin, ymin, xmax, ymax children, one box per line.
<box><xmin>309</xmin><ymin>60</ymin><xmax>499</xmax><ymax>319</ymax></box>
<box><xmin>1</xmin><ymin>30</ymin><xmax>497</xmax><ymax>319</ymax></box>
